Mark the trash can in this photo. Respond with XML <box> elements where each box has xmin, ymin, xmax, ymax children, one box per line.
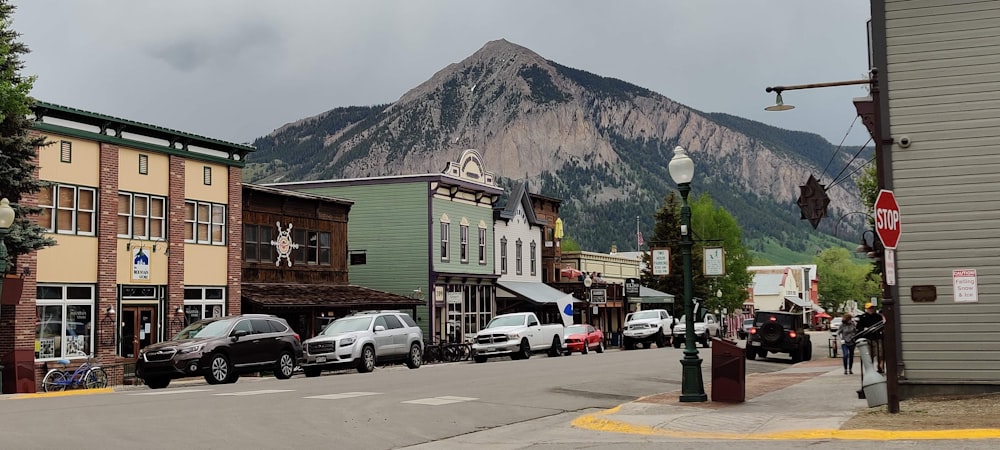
<box><xmin>829</xmin><ymin>337</ymin><xmax>838</xmax><ymax>358</ymax></box>
<box><xmin>710</xmin><ymin>337</ymin><xmax>745</xmax><ymax>403</ymax></box>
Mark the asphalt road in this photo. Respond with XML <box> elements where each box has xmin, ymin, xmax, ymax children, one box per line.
<box><xmin>0</xmin><ymin>337</ymin><xmax>809</xmax><ymax>449</ymax></box>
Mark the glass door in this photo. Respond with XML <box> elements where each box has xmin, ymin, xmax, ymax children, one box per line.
<box><xmin>121</xmin><ymin>306</ymin><xmax>158</xmax><ymax>358</ymax></box>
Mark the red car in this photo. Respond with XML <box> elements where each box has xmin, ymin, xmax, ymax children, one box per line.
<box><xmin>563</xmin><ymin>324</ymin><xmax>605</xmax><ymax>355</ymax></box>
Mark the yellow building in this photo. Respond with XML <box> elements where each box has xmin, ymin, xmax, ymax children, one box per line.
<box><xmin>0</xmin><ymin>102</ymin><xmax>252</xmax><ymax>393</ymax></box>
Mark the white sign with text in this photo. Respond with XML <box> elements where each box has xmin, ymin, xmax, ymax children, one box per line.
<box><xmin>651</xmin><ymin>248</ymin><xmax>670</xmax><ymax>276</ymax></box>
<box><xmin>953</xmin><ymin>269</ymin><xmax>978</xmax><ymax>303</ymax></box>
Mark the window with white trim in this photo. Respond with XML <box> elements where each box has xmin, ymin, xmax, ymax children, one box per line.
<box><xmin>440</xmin><ymin>215</ymin><xmax>450</xmax><ymax>262</ymax></box>
<box><xmin>37</xmin><ymin>184</ymin><xmax>96</xmax><ymax>235</ymax></box>
<box><xmin>35</xmin><ymin>284</ymin><xmax>95</xmax><ymax>360</ymax></box>
<box><xmin>530</xmin><ymin>241</ymin><xmax>537</xmax><ymax>276</ymax></box>
<box><xmin>515</xmin><ymin>238</ymin><xmax>523</xmax><ymax>275</ymax></box>
<box><xmin>478</xmin><ymin>225</ymin><xmax>487</xmax><ymax>265</ymax></box>
<box><xmin>118</xmin><ymin>192</ymin><xmax>166</xmax><ymax>239</ymax></box>
<box><xmin>182</xmin><ymin>287</ymin><xmax>226</xmax><ymax>325</ymax></box>
<box><xmin>460</xmin><ymin>223</ymin><xmax>469</xmax><ymax>263</ymax></box>
<box><xmin>500</xmin><ymin>237</ymin><xmax>508</xmax><ymax>274</ymax></box>
<box><xmin>184</xmin><ymin>200</ymin><xmax>226</xmax><ymax>245</ymax></box>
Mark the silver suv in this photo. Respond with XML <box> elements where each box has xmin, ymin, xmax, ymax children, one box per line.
<box><xmin>301</xmin><ymin>310</ymin><xmax>423</xmax><ymax>376</ymax></box>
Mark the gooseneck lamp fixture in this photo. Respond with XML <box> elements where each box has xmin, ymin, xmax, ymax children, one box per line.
<box><xmin>668</xmin><ymin>147</ymin><xmax>707</xmax><ymax>402</ymax></box>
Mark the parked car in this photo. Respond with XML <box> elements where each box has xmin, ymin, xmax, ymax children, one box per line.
<box><xmin>301</xmin><ymin>310</ymin><xmax>423</xmax><ymax>376</ymax></box>
<box><xmin>829</xmin><ymin>317</ymin><xmax>843</xmax><ymax>332</ymax></box>
<box><xmin>563</xmin><ymin>324</ymin><xmax>604</xmax><ymax>355</ymax></box>
<box><xmin>472</xmin><ymin>312</ymin><xmax>564</xmax><ymax>362</ymax></box>
<box><xmin>672</xmin><ymin>313</ymin><xmax>721</xmax><ymax>348</ymax></box>
<box><xmin>746</xmin><ymin>310</ymin><xmax>813</xmax><ymax>362</ymax></box>
<box><xmin>737</xmin><ymin>318</ymin><xmax>755</xmax><ymax>340</ymax></box>
<box><xmin>622</xmin><ymin>309</ymin><xmax>672</xmax><ymax>349</ymax></box>
<box><xmin>136</xmin><ymin>314</ymin><xmax>302</xmax><ymax>389</ymax></box>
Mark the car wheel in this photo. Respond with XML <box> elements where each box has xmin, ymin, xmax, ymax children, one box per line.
<box><xmin>673</xmin><ymin>338</ymin><xmax>682</xmax><ymax>349</ymax></box>
<box><xmin>758</xmin><ymin>349</ymin><xmax>767</xmax><ymax>359</ymax></box>
<box><xmin>274</xmin><ymin>351</ymin><xmax>296</xmax><ymax>379</ymax></box>
<box><xmin>745</xmin><ymin>348</ymin><xmax>756</xmax><ymax>360</ymax></box>
<box><xmin>642</xmin><ymin>342</ymin><xmax>652</xmax><ymax>349</ymax></box>
<box><xmin>655</xmin><ymin>330</ymin><xmax>666</xmax><ymax>348</ymax></box>
<box><xmin>804</xmin><ymin>343</ymin><xmax>813</xmax><ymax>361</ymax></box>
<box><xmin>624</xmin><ymin>338</ymin><xmax>635</xmax><ymax>350</ymax></box>
<box><xmin>701</xmin><ymin>334</ymin><xmax>711</xmax><ymax>348</ymax></box>
<box><xmin>596</xmin><ymin>341</ymin><xmax>604</xmax><ymax>353</ymax></box>
<box><xmin>582</xmin><ymin>342</ymin><xmax>589</xmax><ymax>354</ymax></box>
<box><xmin>205</xmin><ymin>354</ymin><xmax>230</xmax><ymax>385</ymax></box>
<box><xmin>474</xmin><ymin>355</ymin><xmax>488</xmax><ymax>363</ymax></box>
<box><xmin>144</xmin><ymin>377</ymin><xmax>170</xmax><ymax>389</ymax></box>
<box><xmin>405</xmin><ymin>342</ymin><xmax>422</xmax><ymax>369</ymax></box>
<box><xmin>791</xmin><ymin>347</ymin><xmax>803</xmax><ymax>363</ymax></box>
<box><xmin>548</xmin><ymin>336</ymin><xmax>562</xmax><ymax>357</ymax></box>
<box><xmin>303</xmin><ymin>367</ymin><xmax>322</xmax><ymax>377</ymax></box>
<box><xmin>357</xmin><ymin>345</ymin><xmax>376</xmax><ymax>373</ymax></box>
<box><xmin>519</xmin><ymin>339</ymin><xmax>532</xmax><ymax>360</ymax></box>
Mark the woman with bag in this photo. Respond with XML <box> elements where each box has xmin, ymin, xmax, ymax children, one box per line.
<box><xmin>836</xmin><ymin>313</ymin><xmax>858</xmax><ymax>374</ymax></box>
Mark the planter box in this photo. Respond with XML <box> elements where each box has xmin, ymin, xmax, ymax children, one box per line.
<box><xmin>0</xmin><ymin>276</ymin><xmax>24</xmax><ymax>305</ymax></box>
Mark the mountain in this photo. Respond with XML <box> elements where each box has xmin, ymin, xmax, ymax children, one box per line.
<box><xmin>244</xmin><ymin>39</ymin><xmax>867</xmax><ymax>261</ymax></box>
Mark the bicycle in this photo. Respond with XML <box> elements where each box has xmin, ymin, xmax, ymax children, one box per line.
<box><xmin>441</xmin><ymin>341</ymin><xmax>472</xmax><ymax>362</ymax></box>
<box><xmin>422</xmin><ymin>338</ymin><xmax>443</xmax><ymax>364</ymax></box>
<box><xmin>41</xmin><ymin>354</ymin><xmax>108</xmax><ymax>392</ymax></box>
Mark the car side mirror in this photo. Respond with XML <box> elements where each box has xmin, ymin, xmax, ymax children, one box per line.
<box><xmin>374</xmin><ymin>325</ymin><xmax>386</xmax><ymax>332</ymax></box>
<box><xmin>231</xmin><ymin>329</ymin><xmax>249</xmax><ymax>341</ymax></box>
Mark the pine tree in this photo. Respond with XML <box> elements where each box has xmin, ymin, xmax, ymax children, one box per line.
<box><xmin>0</xmin><ymin>0</ymin><xmax>56</xmax><ymax>271</ymax></box>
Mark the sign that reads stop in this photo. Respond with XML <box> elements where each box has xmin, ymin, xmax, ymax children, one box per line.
<box><xmin>875</xmin><ymin>189</ymin><xmax>901</xmax><ymax>249</ymax></box>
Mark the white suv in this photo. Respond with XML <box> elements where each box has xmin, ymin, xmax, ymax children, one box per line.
<box><xmin>301</xmin><ymin>310</ymin><xmax>423</xmax><ymax>376</ymax></box>
<box><xmin>623</xmin><ymin>309</ymin><xmax>672</xmax><ymax>349</ymax></box>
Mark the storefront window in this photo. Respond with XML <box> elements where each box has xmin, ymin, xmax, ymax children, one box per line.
<box><xmin>35</xmin><ymin>285</ymin><xmax>95</xmax><ymax>360</ymax></box>
<box><xmin>183</xmin><ymin>287</ymin><xmax>226</xmax><ymax>325</ymax></box>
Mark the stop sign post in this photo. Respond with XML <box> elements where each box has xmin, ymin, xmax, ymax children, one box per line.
<box><xmin>875</xmin><ymin>190</ymin><xmax>901</xmax><ymax>249</ymax></box>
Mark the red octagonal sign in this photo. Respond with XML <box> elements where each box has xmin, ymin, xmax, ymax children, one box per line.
<box><xmin>875</xmin><ymin>190</ymin><xmax>901</xmax><ymax>249</ymax></box>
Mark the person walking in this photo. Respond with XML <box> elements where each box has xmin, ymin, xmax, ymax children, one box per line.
<box><xmin>836</xmin><ymin>313</ymin><xmax>858</xmax><ymax>374</ymax></box>
<box><xmin>856</xmin><ymin>302</ymin><xmax>886</xmax><ymax>373</ymax></box>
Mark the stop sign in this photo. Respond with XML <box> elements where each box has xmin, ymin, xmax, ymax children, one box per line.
<box><xmin>875</xmin><ymin>190</ymin><xmax>901</xmax><ymax>249</ymax></box>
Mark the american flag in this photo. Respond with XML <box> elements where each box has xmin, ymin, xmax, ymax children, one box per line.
<box><xmin>637</xmin><ymin>231</ymin><xmax>644</xmax><ymax>246</ymax></box>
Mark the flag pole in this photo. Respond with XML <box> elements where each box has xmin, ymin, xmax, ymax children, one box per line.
<box><xmin>636</xmin><ymin>215</ymin><xmax>640</xmax><ymax>251</ymax></box>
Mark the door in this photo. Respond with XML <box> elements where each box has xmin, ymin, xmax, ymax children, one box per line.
<box><xmin>121</xmin><ymin>306</ymin><xmax>158</xmax><ymax>359</ymax></box>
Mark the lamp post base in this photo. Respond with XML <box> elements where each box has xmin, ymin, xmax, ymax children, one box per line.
<box><xmin>679</xmin><ymin>355</ymin><xmax>707</xmax><ymax>402</ymax></box>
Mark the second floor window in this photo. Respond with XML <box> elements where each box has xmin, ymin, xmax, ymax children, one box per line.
<box><xmin>530</xmin><ymin>241</ymin><xmax>537</xmax><ymax>276</ymax></box>
<box><xmin>500</xmin><ymin>237</ymin><xmax>507</xmax><ymax>274</ymax></box>
<box><xmin>515</xmin><ymin>238</ymin><xmax>523</xmax><ymax>275</ymax></box>
<box><xmin>185</xmin><ymin>200</ymin><xmax>226</xmax><ymax>245</ymax></box>
<box><xmin>118</xmin><ymin>192</ymin><xmax>166</xmax><ymax>239</ymax></box>
<box><xmin>478</xmin><ymin>226</ymin><xmax>487</xmax><ymax>265</ymax></box>
<box><xmin>460</xmin><ymin>224</ymin><xmax>469</xmax><ymax>263</ymax></box>
<box><xmin>243</xmin><ymin>224</ymin><xmax>274</xmax><ymax>263</ymax></box>
<box><xmin>292</xmin><ymin>228</ymin><xmax>332</xmax><ymax>265</ymax></box>
<box><xmin>440</xmin><ymin>221</ymin><xmax>450</xmax><ymax>261</ymax></box>
<box><xmin>37</xmin><ymin>184</ymin><xmax>96</xmax><ymax>236</ymax></box>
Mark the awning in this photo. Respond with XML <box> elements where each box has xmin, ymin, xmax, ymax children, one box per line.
<box><xmin>634</xmin><ymin>286</ymin><xmax>675</xmax><ymax>304</ymax></box>
<box><xmin>784</xmin><ymin>296</ymin><xmax>812</xmax><ymax>309</ymax></box>
<box><xmin>242</xmin><ymin>283</ymin><xmax>424</xmax><ymax>308</ymax></box>
<box><xmin>496</xmin><ymin>281</ymin><xmax>577</xmax><ymax>304</ymax></box>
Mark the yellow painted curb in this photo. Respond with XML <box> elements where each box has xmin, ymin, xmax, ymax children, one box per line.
<box><xmin>10</xmin><ymin>388</ymin><xmax>114</xmax><ymax>400</ymax></box>
<box><xmin>571</xmin><ymin>408</ymin><xmax>1000</xmax><ymax>441</ymax></box>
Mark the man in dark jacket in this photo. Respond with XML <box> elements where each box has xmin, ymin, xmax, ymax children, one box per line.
<box><xmin>856</xmin><ymin>302</ymin><xmax>885</xmax><ymax>373</ymax></box>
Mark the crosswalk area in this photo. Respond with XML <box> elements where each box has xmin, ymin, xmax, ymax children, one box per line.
<box><xmin>128</xmin><ymin>388</ymin><xmax>479</xmax><ymax>405</ymax></box>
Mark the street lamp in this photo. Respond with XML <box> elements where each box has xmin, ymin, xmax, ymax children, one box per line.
<box><xmin>668</xmin><ymin>146</ymin><xmax>706</xmax><ymax>402</ymax></box>
<box><xmin>0</xmin><ymin>198</ymin><xmax>15</xmax><ymax>303</ymax></box>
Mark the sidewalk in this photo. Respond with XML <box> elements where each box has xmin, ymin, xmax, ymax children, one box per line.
<box><xmin>572</xmin><ymin>355</ymin><xmax>1000</xmax><ymax>441</ymax></box>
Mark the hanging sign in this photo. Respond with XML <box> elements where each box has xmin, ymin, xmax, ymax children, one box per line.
<box><xmin>132</xmin><ymin>247</ymin><xmax>150</xmax><ymax>281</ymax></box>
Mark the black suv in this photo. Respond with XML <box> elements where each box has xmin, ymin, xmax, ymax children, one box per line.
<box><xmin>136</xmin><ymin>314</ymin><xmax>303</xmax><ymax>389</ymax></box>
<box><xmin>745</xmin><ymin>311</ymin><xmax>812</xmax><ymax>362</ymax></box>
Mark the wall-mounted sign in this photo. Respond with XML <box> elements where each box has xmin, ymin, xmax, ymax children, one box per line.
<box><xmin>703</xmin><ymin>247</ymin><xmax>725</xmax><ymax>276</ymax></box>
<box><xmin>590</xmin><ymin>289</ymin><xmax>607</xmax><ymax>304</ymax></box>
<box><xmin>651</xmin><ymin>248</ymin><xmax>670</xmax><ymax>276</ymax></box>
<box><xmin>271</xmin><ymin>221</ymin><xmax>300</xmax><ymax>267</ymax></box>
<box><xmin>132</xmin><ymin>247</ymin><xmax>150</xmax><ymax>281</ymax></box>
<box><xmin>953</xmin><ymin>269</ymin><xmax>978</xmax><ymax>303</ymax></box>
<box><xmin>624</xmin><ymin>278</ymin><xmax>640</xmax><ymax>297</ymax></box>
<box><xmin>446</xmin><ymin>292</ymin><xmax>463</xmax><ymax>305</ymax></box>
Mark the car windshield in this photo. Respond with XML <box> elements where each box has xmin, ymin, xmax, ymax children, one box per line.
<box><xmin>743</xmin><ymin>319</ymin><xmax>754</xmax><ymax>327</ymax></box>
<box><xmin>565</xmin><ymin>325</ymin><xmax>587</xmax><ymax>335</ymax></box>
<box><xmin>173</xmin><ymin>319</ymin><xmax>234</xmax><ymax>340</ymax></box>
<box><xmin>629</xmin><ymin>311</ymin><xmax>659</xmax><ymax>320</ymax></box>
<box><xmin>321</xmin><ymin>316</ymin><xmax>373</xmax><ymax>335</ymax></box>
<box><xmin>486</xmin><ymin>315</ymin><xmax>526</xmax><ymax>328</ymax></box>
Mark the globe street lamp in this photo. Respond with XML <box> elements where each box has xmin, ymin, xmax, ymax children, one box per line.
<box><xmin>669</xmin><ymin>146</ymin><xmax>706</xmax><ymax>402</ymax></box>
<box><xmin>0</xmin><ymin>198</ymin><xmax>16</xmax><ymax>297</ymax></box>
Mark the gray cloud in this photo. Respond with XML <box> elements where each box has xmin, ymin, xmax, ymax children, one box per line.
<box><xmin>146</xmin><ymin>23</ymin><xmax>282</xmax><ymax>72</ymax></box>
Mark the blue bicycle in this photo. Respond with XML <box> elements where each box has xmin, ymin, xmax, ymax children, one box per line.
<box><xmin>41</xmin><ymin>354</ymin><xmax>108</xmax><ymax>392</ymax></box>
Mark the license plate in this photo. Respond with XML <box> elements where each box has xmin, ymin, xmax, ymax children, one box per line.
<box><xmin>316</xmin><ymin>356</ymin><xmax>326</xmax><ymax>363</ymax></box>
<box><xmin>487</xmin><ymin>347</ymin><xmax>495</xmax><ymax>352</ymax></box>
<box><xmin>751</xmin><ymin>341</ymin><xmax>761</xmax><ymax>347</ymax></box>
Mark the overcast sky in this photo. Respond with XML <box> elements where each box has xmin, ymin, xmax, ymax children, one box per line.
<box><xmin>12</xmin><ymin>0</ymin><xmax>874</xmax><ymax>148</ymax></box>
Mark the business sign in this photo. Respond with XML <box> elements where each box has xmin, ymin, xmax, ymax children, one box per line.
<box><xmin>590</xmin><ymin>289</ymin><xmax>607</xmax><ymax>304</ymax></box>
<box><xmin>953</xmin><ymin>269</ymin><xmax>978</xmax><ymax>303</ymax></box>
<box><xmin>624</xmin><ymin>278</ymin><xmax>640</xmax><ymax>297</ymax></box>
<box><xmin>651</xmin><ymin>248</ymin><xmax>670</xmax><ymax>276</ymax></box>
<box><xmin>131</xmin><ymin>248</ymin><xmax>150</xmax><ymax>281</ymax></box>
<box><xmin>703</xmin><ymin>247</ymin><xmax>725</xmax><ymax>276</ymax></box>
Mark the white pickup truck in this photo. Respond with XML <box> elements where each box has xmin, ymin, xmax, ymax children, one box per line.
<box><xmin>671</xmin><ymin>313</ymin><xmax>721</xmax><ymax>348</ymax></box>
<box><xmin>623</xmin><ymin>309</ymin><xmax>673</xmax><ymax>349</ymax></box>
<box><xmin>472</xmin><ymin>312</ymin><xmax>564</xmax><ymax>363</ymax></box>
